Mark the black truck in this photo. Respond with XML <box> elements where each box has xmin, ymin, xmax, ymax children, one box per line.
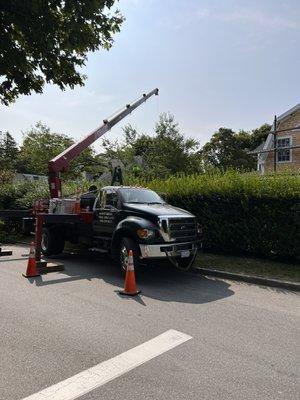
<box><xmin>41</xmin><ymin>186</ymin><xmax>201</xmax><ymax>271</ymax></box>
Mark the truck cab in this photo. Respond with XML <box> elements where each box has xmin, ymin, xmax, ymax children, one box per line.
<box><xmin>93</xmin><ymin>186</ymin><xmax>200</xmax><ymax>271</ymax></box>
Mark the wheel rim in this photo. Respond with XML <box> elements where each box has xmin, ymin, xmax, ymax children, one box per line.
<box><xmin>41</xmin><ymin>233</ymin><xmax>48</xmax><ymax>252</ymax></box>
<box><xmin>120</xmin><ymin>245</ymin><xmax>128</xmax><ymax>271</ymax></box>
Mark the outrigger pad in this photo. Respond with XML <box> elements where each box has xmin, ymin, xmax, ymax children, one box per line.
<box><xmin>0</xmin><ymin>248</ymin><xmax>12</xmax><ymax>257</ymax></box>
<box><xmin>38</xmin><ymin>262</ymin><xmax>65</xmax><ymax>274</ymax></box>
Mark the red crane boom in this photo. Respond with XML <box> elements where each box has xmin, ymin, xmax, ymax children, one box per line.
<box><xmin>48</xmin><ymin>88</ymin><xmax>159</xmax><ymax>198</ymax></box>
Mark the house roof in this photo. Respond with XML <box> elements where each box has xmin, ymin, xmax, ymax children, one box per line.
<box><xmin>277</xmin><ymin>103</ymin><xmax>300</xmax><ymax>126</ymax></box>
<box><xmin>15</xmin><ymin>173</ymin><xmax>47</xmax><ymax>179</ymax></box>
<box><xmin>248</xmin><ymin>142</ymin><xmax>265</xmax><ymax>155</ymax></box>
<box><xmin>256</xmin><ymin>102</ymin><xmax>300</xmax><ymax>163</ymax></box>
<box><xmin>271</xmin><ymin>103</ymin><xmax>300</xmax><ymax>131</ymax></box>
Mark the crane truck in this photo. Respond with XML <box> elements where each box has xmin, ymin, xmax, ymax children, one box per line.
<box><xmin>1</xmin><ymin>89</ymin><xmax>202</xmax><ymax>271</ymax></box>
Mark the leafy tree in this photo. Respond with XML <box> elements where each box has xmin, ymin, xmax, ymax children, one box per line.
<box><xmin>201</xmin><ymin>128</ymin><xmax>244</xmax><ymax>170</ymax></box>
<box><xmin>19</xmin><ymin>122</ymin><xmax>95</xmax><ymax>177</ymax></box>
<box><xmin>248</xmin><ymin>124</ymin><xmax>271</xmax><ymax>149</ymax></box>
<box><xmin>0</xmin><ymin>1</ymin><xmax>124</xmax><ymax>105</ymax></box>
<box><xmin>201</xmin><ymin>124</ymin><xmax>271</xmax><ymax>171</ymax></box>
<box><xmin>0</xmin><ymin>131</ymin><xmax>19</xmax><ymax>170</ymax></box>
<box><xmin>101</xmin><ymin>113</ymin><xmax>202</xmax><ymax>180</ymax></box>
<box><xmin>151</xmin><ymin>113</ymin><xmax>200</xmax><ymax>176</ymax></box>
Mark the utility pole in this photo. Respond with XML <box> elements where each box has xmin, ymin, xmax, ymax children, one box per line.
<box><xmin>273</xmin><ymin>115</ymin><xmax>277</xmax><ymax>172</ymax></box>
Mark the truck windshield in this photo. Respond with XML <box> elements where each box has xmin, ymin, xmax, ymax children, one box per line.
<box><xmin>120</xmin><ymin>188</ymin><xmax>165</xmax><ymax>204</ymax></box>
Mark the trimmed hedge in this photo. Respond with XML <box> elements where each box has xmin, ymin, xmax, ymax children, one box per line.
<box><xmin>0</xmin><ymin>171</ymin><xmax>299</xmax><ymax>260</ymax></box>
<box><xmin>166</xmin><ymin>194</ymin><xmax>299</xmax><ymax>260</ymax></box>
<box><xmin>134</xmin><ymin>171</ymin><xmax>300</xmax><ymax>260</ymax></box>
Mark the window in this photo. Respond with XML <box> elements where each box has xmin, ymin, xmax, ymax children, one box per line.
<box><xmin>119</xmin><ymin>188</ymin><xmax>164</xmax><ymax>204</ymax></box>
<box><xmin>105</xmin><ymin>191</ymin><xmax>118</xmax><ymax>208</ymax></box>
<box><xmin>276</xmin><ymin>136</ymin><xmax>291</xmax><ymax>163</ymax></box>
<box><xmin>94</xmin><ymin>190</ymin><xmax>118</xmax><ymax>209</ymax></box>
<box><xmin>93</xmin><ymin>192</ymin><xmax>102</xmax><ymax>209</ymax></box>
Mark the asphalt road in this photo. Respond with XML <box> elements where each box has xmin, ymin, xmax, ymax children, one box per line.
<box><xmin>0</xmin><ymin>244</ymin><xmax>299</xmax><ymax>400</ymax></box>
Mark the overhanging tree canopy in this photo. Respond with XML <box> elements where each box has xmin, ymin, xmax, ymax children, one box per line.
<box><xmin>0</xmin><ymin>0</ymin><xmax>124</xmax><ymax>105</ymax></box>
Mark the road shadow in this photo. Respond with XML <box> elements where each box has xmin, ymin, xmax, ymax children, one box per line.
<box><xmin>32</xmin><ymin>251</ymin><xmax>234</xmax><ymax>305</ymax></box>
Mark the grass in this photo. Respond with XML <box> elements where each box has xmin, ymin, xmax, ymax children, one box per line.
<box><xmin>195</xmin><ymin>252</ymin><xmax>300</xmax><ymax>282</ymax></box>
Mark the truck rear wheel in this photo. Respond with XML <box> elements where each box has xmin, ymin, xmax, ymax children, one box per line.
<box><xmin>41</xmin><ymin>227</ymin><xmax>65</xmax><ymax>256</ymax></box>
<box><xmin>118</xmin><ymin>237</ymin><xmax>140</xmax><ymax>273</ymax></box>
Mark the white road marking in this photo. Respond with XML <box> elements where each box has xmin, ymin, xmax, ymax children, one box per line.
<box><xmin>21</xmin><ymin>329</ymin><xmax>192</xmax><ymax>400</ymax></box>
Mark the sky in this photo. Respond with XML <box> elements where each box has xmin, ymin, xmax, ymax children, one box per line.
<box><xmin>1</xmin><ymin>0</ymin><xmax>300</xmax><ymax>152</ymax></box>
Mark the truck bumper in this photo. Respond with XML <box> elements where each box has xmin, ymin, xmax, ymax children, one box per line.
<box><xmin>139</xmin><ymin>241</ymin><xmax>198</xmax><ymax>259</ymax></box>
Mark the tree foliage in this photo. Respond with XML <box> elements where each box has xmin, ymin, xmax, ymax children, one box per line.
<box><xmin>248</xmin><ymin>124</ymin><xmax>272</xmax><ymax>149</ymax></box>
<box><xmin>0</xmin><ymin>1</ymin><xmax>124</xmax><ymax>105</ymax></box>
<box><xmin>102</xmin><ymin>113</ymin><xmax>202</xmax><ymax>180</ymax></box>
<box><xmin>18</xmin><ymin>122</ymin><xmax>96</xmax><ymax>177</ymax></box>
<box><xmin>200</xmin><ymin>124</ymin><xmax>271</xmax><ymax>171</ymax></box>
<box><xmin>0</xmin><ymin>131</ymin><xmax>19</xmax><ymax>170</ymax></box>
<box><xmin>101</xmin><ymin>116</ymin><xmax>272</xmax><ymax>179</ymax></box>
<box><xmin>0</xmin><ymin>116</ymin><xmax>272</xmax><ymax>182</ymax></box>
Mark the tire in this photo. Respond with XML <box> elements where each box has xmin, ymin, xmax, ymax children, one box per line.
<box><xmin>41</xmin><ymin>227</ymin><xmax>65</xmax><ymax>256</ymax></box>
<box><xmin>118</xmin><ymin>237</ymin><xmax>140</xmax><ymax>273</ymax></box>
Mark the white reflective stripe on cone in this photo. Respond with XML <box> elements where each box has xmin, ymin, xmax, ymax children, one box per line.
<box><xmin>127</xmin><ymin>262</ymin><xmax>134</xmax><ymax>271</ymax></box>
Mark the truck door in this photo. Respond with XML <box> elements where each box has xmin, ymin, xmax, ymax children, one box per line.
<box><xmin>93</xmin><ymin>188</ymin><xmax>119</xmax><ymax>237</ymax></box>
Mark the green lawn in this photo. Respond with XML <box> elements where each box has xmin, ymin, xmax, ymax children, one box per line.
<box><xmin>195</xmin><ymin>253</ymin><xmax>300</xmax><ymax>283</ymax></box>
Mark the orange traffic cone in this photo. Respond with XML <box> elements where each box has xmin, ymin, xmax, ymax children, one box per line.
<box><xmin>119</xmin><ymin>250</ymin><xmax>141</xmax><ymax>296</ymax></box>
<box><xmin>23</xmin><ymin>242</ymin><xmax>40</xmax><ymax>278</ymax></box>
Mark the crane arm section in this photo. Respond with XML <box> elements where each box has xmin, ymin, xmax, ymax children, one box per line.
<box><xmin>48</xmin><ymin>88</ymin><xmax>158</xmax><ymax>198</ymax></box>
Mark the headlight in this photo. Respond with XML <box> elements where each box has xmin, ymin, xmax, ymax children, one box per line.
<box><xmin>137</xmin><ymin>229</ymin><xmax>155</xmax><ymax>239</ymax></box>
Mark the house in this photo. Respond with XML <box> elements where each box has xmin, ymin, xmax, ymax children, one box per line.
<box><xmin>253</xmin><ymin>104</ymin><xmax>300</xmax><ymax>174</ymax></box>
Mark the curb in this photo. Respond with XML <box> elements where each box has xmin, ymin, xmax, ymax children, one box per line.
<box><xmin>193</xmin><ymin>267</ymin><xmax>300</xmax><ymax>292</ymax></box>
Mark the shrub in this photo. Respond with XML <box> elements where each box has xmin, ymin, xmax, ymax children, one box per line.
<box><xmin>0</xmin><ymin>170</ymin><xmax>15</xmax><ymax>184</ymax></box>
<box><xmin>0</xmin><ymin>171</ymin><xmax>299</xmax><ymax>259</ymax></box>
<box><xmin>130</xmin><ymin>171</ymin><xmax>300</xmax><ymax>260</ymax></box>
<box><xmin>0</xmin><ymin>179</ymin><xmax>92</xmax><ymax>210</ymax></box>
<box><xmin>0</xmin><ymin>218</ymin><xmax>22</xmax><ymax>243</ymax></box>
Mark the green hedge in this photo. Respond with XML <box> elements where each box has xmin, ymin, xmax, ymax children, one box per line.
<box><xmin>166</xmin><ymin>194</ymin><xmax>299</xmax><ymax>260</ymax></box>
<box><xmin>0</xmin><ymin>172</ymin><xmax>299</xmax><ymax>260</ymax></box>
<box><xmin>134</xmin><ymin>171</ymin><xmax>300</xmax><ymax>260</ymax></box>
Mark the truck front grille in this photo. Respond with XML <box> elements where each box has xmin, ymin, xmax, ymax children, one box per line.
<box><xmin>168</xmin><ymin>217</ymin><xmax>197</xmax><ymax>241</ymax></box>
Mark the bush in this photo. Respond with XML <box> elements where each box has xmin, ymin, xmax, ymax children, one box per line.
<box><xmin>0</xmin><ymin>180</ymin><xmax>92</xmax><ymax>210</ymax></box>
<box><xmin>130</xmin><ymin>171</ymin><xmax>300</xmax><ymax>260</ymax></box>
<box><xmin>166</xmin><ymin>194</ymin><xmax>299</xmax><ymax>260</ymax></box>
<box><xmin>0</xmin><ymin>170</ymin><xmax>15</xmax><ymax>184</ymax></box>
<box><xmin>0</xmin><ymin>171</ymin><xmax>299</xmax><ymax>260</ymax></box>
<box><xmin>0</xmin><ymin>218</ymin><xmax>22</xmax><ymax>243</ymax></box>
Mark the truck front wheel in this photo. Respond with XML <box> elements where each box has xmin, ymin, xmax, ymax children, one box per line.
<box><xmin>41</xmin><ymin>228</ymin><xmax>65</xmax><ymax>256</ymax></box>
<box><xmin>118</xmin><ymin>237</ymin><xmax>140</xmax><ymax>273</ymax></box>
